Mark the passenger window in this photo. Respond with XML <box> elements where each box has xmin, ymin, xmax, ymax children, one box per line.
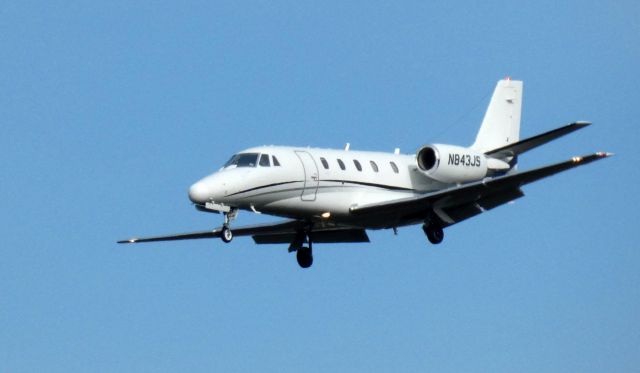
<box><xmin>259</xmin><ymin>154</ymin><xmax>270</xmax><ymax>167</ymax></box>
<box><xmin>272</xmin><ymin>156</ymin><xmax>281</xmax><ymax>166</ymax></box>
<box><xmin>370</xmin><ymin>161</ymin><xmax>379</xmax><ymax>172</ymax></box>
<box><xmin>390</xmin><ymin>161</ymin><xmax>399</xmax><ymax>173</ymax></box>
<box><xmin>353</xmin><ymin>160</ymin><xmax>362</xmax><ymax>171</ymax></box>
<box><xmin>320</xmin><ymin>157</ymin><xmax>329</xmax><ymax>169</ymax></box>
<box><xmin>337</xmin><ymin>159</ymin><xmax>346</xmax><ymax>170</ymax></box>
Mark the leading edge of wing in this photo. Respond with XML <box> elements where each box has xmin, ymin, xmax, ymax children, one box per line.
<box><xmin>117</xmin><ymin>219</ymin><xmax>301</xmax><ymax>244</ymax></box>
<box><xmin>350</xmin><ymin>152</ymin><xmax>613</xmax><ymax>217</ymax></box>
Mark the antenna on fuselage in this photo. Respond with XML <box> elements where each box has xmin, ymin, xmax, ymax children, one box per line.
<box><xmin>344</xmin><ymin>143</ymin><xmax>350</xmax><ymax>151</ymax></box>
<box><xmin>394</xmin><ymin>148</ymin><xmax>400</xmax><ymax>154</ymax></box>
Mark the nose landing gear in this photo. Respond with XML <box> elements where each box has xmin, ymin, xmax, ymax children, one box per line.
<box><xmin>221</xmin><ymin>225</ymin><xmax>233</xmax><ymax>243</ymax></box>
<box><xmin>220</xmin><ymin>208</ymin><xmax>238</xmax><ymax>243</ymax></box>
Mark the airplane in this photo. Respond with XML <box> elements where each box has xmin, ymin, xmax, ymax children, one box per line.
<box><xmin>118</xmin><ymin>78</ymin><xmax>612</xmax><ymax>268</ymax></box>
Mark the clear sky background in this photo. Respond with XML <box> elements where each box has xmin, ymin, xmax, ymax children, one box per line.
<box><xmin>1</xmin><ymin>1</ymin><xmax>638</xmax><ymax>372</ymax></box>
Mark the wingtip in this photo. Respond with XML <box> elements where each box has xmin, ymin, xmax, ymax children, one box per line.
<box><xmin>574</xmin><ymin>121</ymin><xmax>592</xmax><ymax>127</ymax></box>
<box><xmin>570</xmin><ymin>152</ymin><xmax>613</xmax><ymax>164</ymax></box>
<box><xmin>117</xmin><ymin>238</ymin><xmax>138</xmax><ymax>244</ymax></box>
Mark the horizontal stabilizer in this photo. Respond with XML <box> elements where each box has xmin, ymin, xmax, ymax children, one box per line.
<box><xmin>486</xmin><ymin>121</ymin><xmax>591</xmax><ymax>159</ymax></box>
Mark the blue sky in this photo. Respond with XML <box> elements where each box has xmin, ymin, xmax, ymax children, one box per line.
<box><xmin>1</xmin><ymin>1</ymin><xmax>638</xmax><ymax>371</ymax></box>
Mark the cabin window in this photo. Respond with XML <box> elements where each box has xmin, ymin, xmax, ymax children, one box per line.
<box><xmin>390</xmin><ymin>161</ymin><xmax>399</xmax><ymax>173</ymax></box>
<box><xmin>320</xmin><ymin>157</ymin><xmax>329</xmax><ymax>169</ymax></box>
<box><xmin>370</xmin><ymin>161</ymin><xmax>379</xmax><ymax>172</ymax></box>
<box><xmin>272</xmin><ymin>155</ymin><xmax>281</xmax><ymax>166</ymax></box>
<box><xmin>224</xmin><ymin>153</ymin><xmax>260</xmax><ymax>168</ymax></box>
<box><xmin>259</xmin><ymin>154</ymin><xmax>270</xmax><ymax>167</ymax></box>
<box><xmin>337</xmin><ymin>159</ymin><xmax>346</xmax><ymax>170</ymax></box>
<box><xmin>353</xmin><ymin>160</ymin><xmax>362</xmax><ymax>171</ymax></box>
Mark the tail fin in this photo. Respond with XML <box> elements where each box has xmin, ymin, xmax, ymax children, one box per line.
<box><xmin>471</xmin><ymin>78</ymin><xmax>523</xmax><ymax>153</ymax></box>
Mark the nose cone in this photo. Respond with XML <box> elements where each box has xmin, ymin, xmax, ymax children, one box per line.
<box><xmin>188</xmin><ymin>182</ymin><xmax>210</xmax><ymax>204</ymax></box>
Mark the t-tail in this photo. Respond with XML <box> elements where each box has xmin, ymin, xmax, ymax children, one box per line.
<box><xmin>473</xmin><ymin>78</ymin><xmax>594</xmax><ymax>165</ymax></box>
<box><xmin>471</xmin><ymin>78</ymin><xmax>523</xmax><ymax>168</ymax></box>
<box><xmin>416</xmin><ymin>77</ymin><xmax>595</xmax><ymax>183</ymax></box>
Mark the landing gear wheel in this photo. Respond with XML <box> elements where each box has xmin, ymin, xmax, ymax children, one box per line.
<box><xmin>296</xmin><ymin>247</ymin><xmax>313</xmax><ymax>268</ymax></box>
<box><xmin>221</xmin><ymin>225</ymin><xmax>233</xmax><ymax>243</ymax></box>
<box><xmin>423</xmin><ymin>224</ymin><xmax>444</xmax><ymax>244</ymax></box>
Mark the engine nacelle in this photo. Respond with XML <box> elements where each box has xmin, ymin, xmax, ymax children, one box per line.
<box><xmin>416</xmin><ymin>144</ymin><xmax>488</xmax><ymax>183</ymax></box>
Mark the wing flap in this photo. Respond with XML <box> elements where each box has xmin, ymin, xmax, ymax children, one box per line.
<box><xmin>252</xmin><ymin>234</ymin><xmax>295</xmax><ymax>244</ymax></box>
<box><xmin>441</xmin><ymin>203</ymin><xmax>483</xmax><ymax>224</ymax></box>
<box><xmin>438</xmin><ymin>187</ymin><xmax>525</xmax><ymax>226</ymax></box>
<box><xmin>253</xmin><ymin>229</ymin><xmax>369</xmax><ymax>244</ymax></box>
<box><xmin>477</xmin><ymin>187</ymin><xmax>524</xmax><ymax>211</ymax></box>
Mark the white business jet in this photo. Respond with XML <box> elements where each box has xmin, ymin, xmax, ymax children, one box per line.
<box><xmin>119</xmin><ymin>78</ymin><xmax>611</xmax><ymax>268</ymax></box>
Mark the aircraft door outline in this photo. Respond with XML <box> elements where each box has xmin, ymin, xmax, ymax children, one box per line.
<box><xmin>295</xmin><ymin>150</ymin><xmax>319</xmax><ymax>201</ymax></box>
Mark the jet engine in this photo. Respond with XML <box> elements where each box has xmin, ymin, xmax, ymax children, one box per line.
<box><xmin>416</xmin><ymin>144</ymin><xmax>489</xmax><ymax>183</ymax></box>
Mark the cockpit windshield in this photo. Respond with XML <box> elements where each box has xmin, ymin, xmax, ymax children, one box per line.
<box><xmin>223</xmin><ymin>153</ymin><xmax>260</xmax><ymax>168</ymax></box>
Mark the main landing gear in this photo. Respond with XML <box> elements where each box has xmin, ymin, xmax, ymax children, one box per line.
<box><xmin>296</xmin><ymin>246</ymin><xmax>313</xmax><ymax>268</ymax></box>
<box><xmin>422</xmin><ymin>222</ymin><xmax>444</xmax><ymax>244</ymax></box>
<box><xmin>220</xmin><ymin>208</ymin><xmax>238</xmax><ymax>243</ymax></box>
<box><xmin>289</xmin><ymin>231</ymin><xmax>313</xmax><ymax>269</ymax></box>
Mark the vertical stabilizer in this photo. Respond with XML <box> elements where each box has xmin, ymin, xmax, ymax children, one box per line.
<box><xmin>471</xmin><ymin>78</ymin><xmax>523</xmax><ymax>153</ymax></box>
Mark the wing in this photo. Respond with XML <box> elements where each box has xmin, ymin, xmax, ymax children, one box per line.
<box><xmin>118</xmin><ymin>219</ymin><xmax>369</xmax><ymax>245</ymax></box>
<box><xmin>350</xmin><ymin>152</ymin><xmax>612</xmax><ymax>227</ymax></box>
